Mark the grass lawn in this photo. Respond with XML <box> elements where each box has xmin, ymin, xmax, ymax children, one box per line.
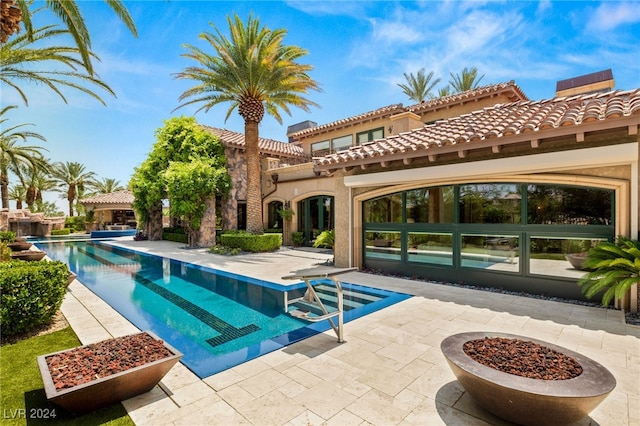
<box><xmin>0</xmin><ymin>327</ymin><xmax>134</xmax><ymax>426</ymax></box>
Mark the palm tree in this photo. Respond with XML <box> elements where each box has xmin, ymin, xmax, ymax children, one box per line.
<box><xmin>1</xmin><ymin>0</ymin><xmax>137</xmax><ymax>76</ymax></box>
<box><xmin>91</xmin><ymin>177</ymin><xmax>124</xmax><ymax>195</ymax></box>
<box><xmin>397</xmin><ymin>68</ymin><xmax>440</xmax><ymax>102</ymax></box>
<box><xmin>437</xmin><ymin>86</ymin><xmax>452</xmax><ymax>98</ymax></box>
<box><xmin>0</xmin><ymin>105</ymin><xmax>47</xmax><ymax>208</ymax></box>
<box><xmin>50</xmin><ymin>161</ymin><xmax>96</xmax><ymax>216</ymax></box>
<box><xmin>1</xmin><ymin>24</ymin><xmax>115</xmax><ymax>105</ymax></box>
<box><xmin>175</xmin><ymin>13</ymin><xmax>320</xmax><ymax>234</ymax></box>
<box><xmin>449</xmin><ymin>67</ymin><xmax>485</xmax><ymax>93</ymax></box>
<box><xmin>17</xmin><ymin>163</ymin><xmax>55</xmax><ymax>211</ymax></box>
<box><xmin>8</xmin><ymin>184</ymin><xmax>26</xmax><ymax>209</ymax></box>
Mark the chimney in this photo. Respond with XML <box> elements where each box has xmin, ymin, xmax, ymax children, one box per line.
<box><xmin>555</xmin><ymin>69</ymin><xmax>614</xmax><ymax>97</ymax></box>
<box><xmin>286</xmin><ymin>120</ymin><xmax>318</xmax><ymax>142</ymax></box>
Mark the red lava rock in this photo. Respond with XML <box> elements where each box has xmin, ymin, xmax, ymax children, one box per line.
<box><xmin>46</xmin><ymin>332</ymin><xmax>173</xmax><ymax>390</ymax></box>
<box><xmin>463</xmin><ymin>337</ymin><xmax>583</xmax><ymax>380</ymax></box>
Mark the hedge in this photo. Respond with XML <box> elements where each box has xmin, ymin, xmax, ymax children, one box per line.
<box><xmin>0</xmin><ymin>260</ymin><xmax>68</xmax><ymax>336</ymax></box>
<box><xmin>219</xmin><ymin>233</ymin><xmax>282</xmax><ymax>252</ymax></box>
<box><xmin>51</xmin><ymin>228</ymin><xmax>71</xmax><ymax>236</ymax></box>
<box><xmin>163</xmin><ymin>232</ymin><xmax>188</xmax><ymax>243</ymax></box>
<box><xmin>0</xmin><ymin>231</ymin><xmax>15</xmax><ymax>242</ymax></box>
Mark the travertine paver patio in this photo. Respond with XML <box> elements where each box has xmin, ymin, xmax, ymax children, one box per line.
<box><xmin>61</xmin><ymin>240</ymin><xmax>640</xmax><ymax>426</ymax></box>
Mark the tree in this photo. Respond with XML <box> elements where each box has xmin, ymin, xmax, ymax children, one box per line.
<box><xmin>449</xmin><ymin>67</ymin><xmax>485</xmax><ymax>93</ymax></box>
<box><xmin>130</xmin><ymin>116</ymin><xmax>231</xmax><ymax>245</ymax></box>
<box><xmin>1</xmin><ymin>24</ymin><xmax>115</xmax><ymax>105</ymax></box>
<box><xmin>91</xmin><ymin>177</ymin><xmax>124</xmax><ymax>195</ymax></box>
<box><xmin>1</xmin><ymin>0</ymin><xmax>137</xmax><ymax>76</ymax></box>
<box><xmin>50</xmin><ymin>161</ymin><xmax>95</xmax><ymax>216</ymax></box>
<box><xmin>0</xmin><ymin>105</ymin><xmax>47</xmax><ymax>208</ymax></box>
<box><xmin>18</xmin><ymin>164</ymin><xmax>55</xmax><ymax>212</ymax></box>
<box><xmin>175</xmin><ymin>13</ymin><xmax>320</xmax><ymax>234</ymax></box>
<box><xmin>8</xmin><ymin>184</ymin><xmax>25</xmax><ymax>209</ymax></box>
<box><xmin>397</xmin><ymin>68</ymin><xmax>440</xmax><ymax>102</ymax></box>
<box><xmin>437</xmin><ymin>86</ymin><xmax>452</xmax><ymax>98</ymax></box>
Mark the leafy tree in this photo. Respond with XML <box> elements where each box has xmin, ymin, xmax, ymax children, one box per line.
<box><xmin>578</xmin><ymin>237</ymin><xmax>640</xmax><ymax>306</ymax></box>
<box><xmin>0</xmin><ymin>105</ymin><xmax>47</xmax><ymax>208</ymax></box>
<box><xmin>449</xmin><ymin>67</ymin><xmax>484</xmax><ymax>93</ymax></box>
<box><xmin>175</xmin><ymin>13</ymin><xmax>320</xmax><ymax>234</ymax></box>
<box><xmin>1</xmin><ymin>23</ymin><xmax>115</xmax><ymax>105</ymax></box>
<box><xmin>130</xmin><ymin>116</ymin><xmax>230</xmax><ymax>245</ymax></box>
<box><xmin>165</xmin><ymin>161</ymin><xmax>230</xmax><ymax>247</ymax></box>
<box><xmin>1</xmin><ymin>0</ymin><xmax>137</xmax><ymax>76</ymax></box>
<box><xmin>38</xmin><ymin>201</ymin><xmax>64</xmax><ymax>217</ymax></box>
<box><xmin>397</xmin><ymin>68</ymin><xmax>440</xmax><ymax>102</ymax></box>
<box><xmin>50</xmin><ymin>161</ymin><xmax>95</xmax><ymax>216</ymax></box>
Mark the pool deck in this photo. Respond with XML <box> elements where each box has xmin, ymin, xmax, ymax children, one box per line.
<box><xmin>61</xmin><ymin>239</ymin><xmax>640</xmax><ymax>426</ymax></box>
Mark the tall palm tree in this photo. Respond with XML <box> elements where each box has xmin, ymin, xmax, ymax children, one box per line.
<box><xmin>91</xmin><ymin>177</ymin><xmax>124</xmax><ymax>195</ymax></box>
<box><xmin>397</xmin><ymin>68</ymin><xmax>440</xmax><ymax>102</ymax></box>
<box><xmin>1</xmin><ymin>24</ymin><xmax>115</xmax><ymax>105</ymax></box>
<box><xmin>17</xmin><ymin>163</ymin><xmax>54</xmax><ymax>211</ymax></box>
<box><xmin>0</xmin><ymin>105</ymin><xmax>47</xmax><ymax>208</ymax></box>
<box><xmin>175</xmin><ymin>13</ymin><xmax>320</xmax><ymax>234</ymax></box>
<box><xmin>50</xmin><ymin>161</ymin><xmax>95</xmax><ymax>216</ymax></box>
<box><xmin>437</xmin><ymin>86</ymin><xmax>452</xmax><ymax>98</ymax></box>
<box><xmin>449</xmin><ymin>67</ymin><xmax>485</xmax><ymax>93</ymax></box>
<box><xmin>8</xmin><ymin>184</ymin><xmax>26</xmax><ymax>209</ymax></box>
<box><xmin>1</xmin><ymin>0</ymin><xmax>137</xmax><ymax>76</ymax></box>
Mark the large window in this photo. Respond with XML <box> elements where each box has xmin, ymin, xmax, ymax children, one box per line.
<box><xmin>331</xmin><ymin>135</ymin><xmax>353</xmax><ymax>152</ymax></box>
<box><xmin>362</xmin><ymin>182</ymin><xmax>615</xmax><ymax>300</ymax></box>
<box><xmin>357</xmin><ymin>128</ymin><xmax>384</xmax><ymax>145</ymax></box>
<box><xmin>527</xmin><ymin>185</ymin><xmax>612</xmax><ymax>225</ymax></box>
<box><xmin>311</xmin><ymin>140</ymin><xmax>330</xmax><ymax>156</ymax></box>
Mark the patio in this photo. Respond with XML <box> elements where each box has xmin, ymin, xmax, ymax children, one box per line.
<box><xmin>61</xmin><ymin>239</ymin><xmax>640</xmax><ymax>425</ymax></box>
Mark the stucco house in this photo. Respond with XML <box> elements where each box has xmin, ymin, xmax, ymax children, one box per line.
<box><xmin>204</xmin><ymin>73</ymin><xmax>639</xmax><ymax>311</ymax></box>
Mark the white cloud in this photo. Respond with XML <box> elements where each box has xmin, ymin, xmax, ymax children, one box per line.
<box><xmin>586</xmin><ymin>2</ymin><xmax>640</xmax><ymax>31</ymax></box>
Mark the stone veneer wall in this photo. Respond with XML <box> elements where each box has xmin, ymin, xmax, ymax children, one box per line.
<box><xmin>221</xmin><ymin>147</ymin><xmax>247</xmax><ymax>230</ymax></box>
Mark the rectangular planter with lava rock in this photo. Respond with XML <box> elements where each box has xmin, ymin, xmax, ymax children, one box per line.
<box><xmin>37</xmin><ymin>331</ymin><xmax>182</xmax><ymax>414</ymax></box>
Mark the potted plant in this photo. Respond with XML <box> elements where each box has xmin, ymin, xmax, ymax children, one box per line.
<box><xmin>277</xmin><ymin>207</ymin><xmax>294</xmax><ymax>221</ymax></box>
<box><xmin>441</xmin><ymin>331</ymin><xmax>616</xmax><ymax>426</ymax></box>
<box><xmin>577</xmin><ymin>236</ymin><xmax>640</xmax><ymax>307</ymax></box>
<box><xmin>38</xmin><ymin>331</ymin><xmax>182</xmax><ymax>415</ymax></box>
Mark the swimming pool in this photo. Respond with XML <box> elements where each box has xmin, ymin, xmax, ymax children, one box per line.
<box><xmin>37</xmin><ymin>241</ymin><xmax>410</xmax><ymax>378</ymax></box>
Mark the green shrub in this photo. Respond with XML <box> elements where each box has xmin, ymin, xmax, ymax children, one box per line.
<box><xmin>313</xmin><ymin>229</ymin><xmax>335</xmax><ymax>249</ymax></box>
<box><xmin>64</xmin><ymin>216</ymin><xmax>86</xmax><ymax>232</ymax></box>
<box><xmin>215</xmin><ymin>229</ymin><xmax>245</xmax><ymax>244</ymax></box>
<box><xmin>264</xmin><ymin>228</ymin><xmax>283</xmax><ymax>234</ymax></box>
<box><xmin>291</xmin><ymin>231</ymin><xmax>305</xmax><ymax>246</ymax></box>
<box><xmin>220</xmin><ymin>233</ymin><xmax>282</xmax><ymax>252</ymax></box>
<box><xmin>0</xmin><ymin>242</ymin><xmax>11</xmax><ymax>262</ymax></box>
<box><xmin>209</xmin><ymin>245</ymin><xmax>242</xmax><ymax>256</ymax></box>
<box><xmin>0</xmin><ymin>231</ymin><xmax>16</xmax><ymax>242</ymax></box>
<box><xmin>163</xmin><ymin>232</ymin><xmax>188</xmax><ymax>243</ymax></box>
<box><xmin>0</xmin><ymin>260</ymin><xmax>68</xmax><ymax>336</ymax></box>
<box><xmin>51</xmin><ymin>228</ymin><xmax>71</xmax><ymax>236</ymax></box>
<box><xmin>163</xmin><ymin>226</ymin><xmax>186</xmax><ymax>234</ymax></box>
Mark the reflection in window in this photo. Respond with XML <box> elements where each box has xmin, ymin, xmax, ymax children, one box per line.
<box><xmin>364</xmin><ymin>193</ymin><xmax>402</xmax><ymax>223</ymax></box>
<box><xmin>527</xmin><ymin>185</ymin><xmax>612</xmax><ymax>225</ymax></box>
<box><xmin>459</xmin><ymin>184</ymin><xmax>521</xmax><ymax>224</ymax></box>
<box><xmin>406</xmin><ymin>186</ymin><xmax>455</xmax><ymax>223</ymax></box>
<box><xmin>461</xmin><ymin>234</ymin><xmax>519</xmax><ymax>272</ymax></box>
<box><xmin>357</xmin><ymin>128</ymin><xmax>384</xmax><ymax>145</ymax></box>
<box><xmin>311</xmin><ymin>140</ymin><xmax>330</xmax><ymax>156</ymax></box>
<box><xmin>407</xmin><ymin>233</ymin><xmax>453</xmax><ymax>265</ymax></box>
<box><xmin>267</xmin><ymin>201</ymin><xmax>283</xmax><ymax>229</ymax></box>
<box><xmin>364</xmin><ymin>231</ymin><xmax>401</xmax><ymax>260</ymax></box>
<box><xmin>529</xmin><ymin>237</ymin><xmax>607</xmax><ymax>278</ymax></box>
<box><xmin>331</xmin><ymin>135</ymin><xmax>353</xmax><ymax>152</ymax></box>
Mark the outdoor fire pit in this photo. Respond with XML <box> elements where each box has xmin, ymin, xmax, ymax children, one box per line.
<box><xmin>38</xmin><ymin>331</ymin><xmax>182</xmax><ymax>414</ymax></box>
<box><xmin>441</xmin><ymin>331</ymin><xmax>616</xmax><ymax>426</ymax></box>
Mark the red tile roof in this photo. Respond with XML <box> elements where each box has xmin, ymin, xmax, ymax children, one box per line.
<box><xmin>406</xmin><ymin>81</ymin><xmax>528</xmax><ymax>114</ymax></box>
<box><xmin>80</xmin><ymin>190</ymin><xmax>134</xmax><ymax>205</ymax></box>
<box><xmin>202</xmin><ymin>126</ymin><xmax>309</xmax><ymax>159</ymax></box>
<box><xmin>314</xmin><ymin>88</ymin><xmax>640</xmax><ymax>170</ymax></box>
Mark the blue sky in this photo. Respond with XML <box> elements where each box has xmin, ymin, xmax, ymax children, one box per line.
<box><xmin>3</xmin><ymin>0</ymin><xmax>640</xmax><ymax>213</ymax></box>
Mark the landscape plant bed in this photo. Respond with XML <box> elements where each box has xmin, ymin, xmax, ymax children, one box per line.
<box><xmin>38</xmin><ymin>331</ymin><xmax>182</xmax><ymax>414</ymax></box>
<box><xmin>441</xmin><ymin>331</ymin><xmax>616</xmax><ymax>426</ymax></box>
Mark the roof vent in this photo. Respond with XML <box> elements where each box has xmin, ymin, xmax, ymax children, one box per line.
<box><xmin>555</xmin><ymin>69</ymin><xmax>614</xmax><ymax>97</ymax></box>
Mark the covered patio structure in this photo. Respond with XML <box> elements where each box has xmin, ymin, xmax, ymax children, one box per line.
<box><xmin>80</xmin><ymin>190</ymin><xmax>137</xmax><ymax>231</ymax></box>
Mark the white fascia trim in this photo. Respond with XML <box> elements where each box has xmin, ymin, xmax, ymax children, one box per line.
<box><xmin>343</xmin><ymin>143</ymin><xmax>638</xmax><ymax>188</ymax></box>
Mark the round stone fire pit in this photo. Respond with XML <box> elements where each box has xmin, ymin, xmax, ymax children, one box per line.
<box><xmin>441</xmin><ymin>332</ymin><xmax>616</xmax><ymax>426</ymax></box>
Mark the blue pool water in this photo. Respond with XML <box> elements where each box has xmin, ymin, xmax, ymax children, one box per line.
<box><xmin>37</xmin><ymin>241</ymin><xmax>410</xmax><ymax>378</ymax></box>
